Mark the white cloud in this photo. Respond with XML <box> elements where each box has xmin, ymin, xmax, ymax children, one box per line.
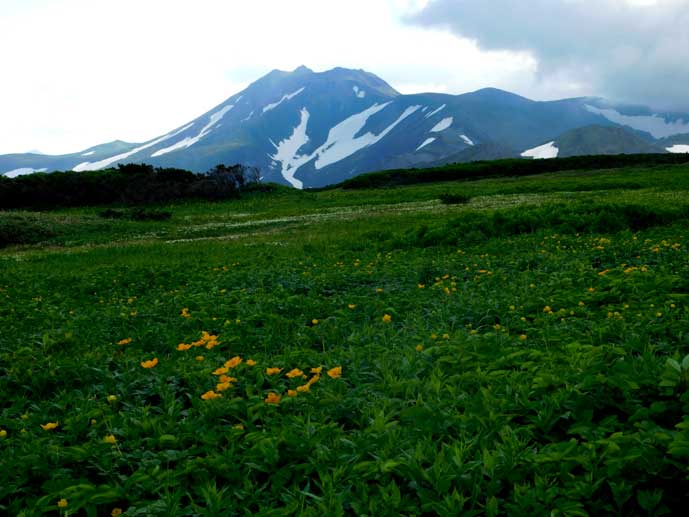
<box><xmin>0</xmin><ymin>0</ymin><xmax>550</xmax><ymax>155</ymax></box>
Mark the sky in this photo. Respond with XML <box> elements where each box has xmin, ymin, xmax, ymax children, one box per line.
<box><xmin>0</xmin><ymin>0</ymin><xmax>686</xmax><ymax>155</ymax></box>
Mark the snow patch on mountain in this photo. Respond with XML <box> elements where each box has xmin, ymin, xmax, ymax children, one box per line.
<box><xmin>262</xmin><ymin>88</ymin><xmax>305</xmax><ymax>114</ymax></box>
<box><xmin>667</xmin><ymin>144</ymin><xmax>689</xmax><ymax>153</ymax></box>
<box><xmin>416</xmin><ymin>138</ymin><xmax>436</xmax><ymax>152</ymax></box>
<box><xmin>314</xmin><ymin>104</ymin><xmax>421</xmax><ymax>169</ymax></box>
<box><xmin>242</xmin><ymin>111</ymin><xmax>254</xmax><ymax>122</ymax></box>
<box><xmin>270</xmin><ymin>108</ymin><xmax>311</xmax><ymax>189</ymax></box>
<box><xmin>521</xmin><ymin>141</ymin><xmax>559</xmax><ymax>159</ymax></box>
<box><xmin>461</xmin><ymin>135</ymin><xmax>474</xmax><ymax>146</ymax></box>
<box><xmin>4</xmin><ymin>167</ymin><xmax>47</xmax><ymax>178</ymax></box>
<box><xmin>430</xmin><ymin>117</ymin><xmax>453</xmax><ymax>133</ymax></box>
<box><xmin>152</xmin><ymin>105</ymin><xmax>234</xmax><ymax>157</ymax></box>
<box><xmin>353</xmin><ymin>86</ymin><xmax>366</xmax><ymax>99</ymax></box>
<box><xmin>585</xmin><ymin>105</ymin><xmax>689</xmax><ymax>139</ymax></box>
<box><xmin>82</xmin><ymin>151</ymin><xmax>95</xmax><ymax>156</ymax></box>
<box><xmin>425</xmin><ymin>104</ymin><xmax>446</xmax><ymax>119</ymax></box>
<box><xmin>73</xmin><ymin>124</ymin><xmax>194</xmax><ymax>171</ymax></box>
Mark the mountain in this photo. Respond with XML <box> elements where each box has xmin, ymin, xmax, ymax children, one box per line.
<box><xmin>2</xmin><ymin>66</ymin><xmax>689</xmax><ymax>187</ymax></box>
<box><xmin>520</xmin><ymin>125</ymin><xmax>666</xmax><ymax>159</ymax></box>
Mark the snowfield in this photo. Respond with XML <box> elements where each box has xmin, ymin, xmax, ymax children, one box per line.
<box><xmin>416</xmin><ymin>138</ymin><xmax>436</xmax><ymax>152</ymax></box>
<box><xmin>430</xmin><ymin>117</ymin><xmax>453</xmax><ymax>133</ymax></box>
<box><xmin>270</xmin><ymin>108</ymin><xmax>311</xmax><ymax>189</ymax></box>
<box><xmin>262</xmin><ymin>88</ymin><xmax>305</xmax><ymax>114</ymax></box>
<box><xmin>585</xmin><ymin>105</ymin><xmax>689</xmax><ymax>139</ymax></box>
<box><xmin>152</xmin><ymin>105</ymin><xmax>234</xmax><ymax>157</ymax></box>
<box><xmin>425</xmin><ymin>105</ymin><xmax>446</xmax><ymax>119</ymax></box>
<box><xmin>461</xmin><ymin>135</ymin><xmax>474</xmax><ymax>146</ymax></box>
<box><xmin>4</xmin><ymin>167</ymin><xmax>47</xmax><ymax>178</ymax></box>
<box><xmin>73</xmin><ymin>124</ymin><xmax>194</xmax><ymax>172</ymax></box>
<box><xmin>521</xmin><ymin>141</ymin><xmax>559</xmax><ymax>159</ymax></box>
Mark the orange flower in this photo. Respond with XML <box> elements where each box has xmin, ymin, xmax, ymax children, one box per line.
<box><xmin>216</xmin><ymin>382</ymin><xmax>233</xmax><ymax>392</ymax></box>
<box><xmin>201</xmin><ymin>390</ymin><xmax>222</xmax><ymax>400</ymax></box>
<box><xmin>246</xmin><ymin>359</ymin><xmax>257</xmax><ymax>366</ymax></box>
<box><xmin>266</xmin><ymin>367</ymin><xmax>282</xmax><ymax>376</ymax></box>
<box><xmin>307</xmin><ymin>375</ymin><xmax>320</xmax><ymax>386</ymax></box>
<box><xmin>296</xmin><ymin>384</ymin><xmax>310</xmax><ymax>393</ymax></box>
<box><xmin>181</xmin><ymin>308</ymin><xmax>191</xmax><ymax>318</ymax></box>
<box><xmin>382</xmin><ymin>314</ymin><xmax>392</xmax><ymax>323</ymax></box>
<box><xmin>286</xmin><ymin>368</ymin><xmax>305</xmax><ymax>379</ymax></box>
<box><xmin>141</xmin><ymin>358</ymin><xmax>158</xmax><ymax>369</ymax></box>
<box><xmin>327</xmin><ymin>366</ymin><xmax>342</xmax><ymax>379</ymax></box>
<box><xmin>117</xmin><ymin>338</ymin><xmax>132</xmax><ymax>346</ymax></box>
<box><xmin>265</xmin><ymin>392</ymin><xmax>281</xmax><ymax>404</ymax></box>
<box><xmin>224</xmin><ymin>356</ymin><xmax>242</xmax><ymax>369</ymax></box>
<box><xmin>176</xmin><ymin>343</ymin><xmax>192</xmax><ymax>351</ymax></box>
<box><xmin>213</xmin><ymin>367</ymin><xmax>229</xmax><ymax>376</ymax></box>
<box><xmin>310</xmin><ymin>366</ymin><xmax>323</xmax><ymax>375</ymax></box>
<box><xmin>287</xmin><ymin>390</ymin><xmax>298</xmax><ymax>397</ymax></box>
<box><xmin>218</xmin><ymin>375</ymin><xmax>237</xmax><ymax>384</ymax></box>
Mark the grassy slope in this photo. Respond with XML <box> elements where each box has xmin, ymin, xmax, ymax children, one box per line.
<box><xmin>2</xmin><ymin>164</ymin><xmax>689</xmax><ymax>514</ymax></box>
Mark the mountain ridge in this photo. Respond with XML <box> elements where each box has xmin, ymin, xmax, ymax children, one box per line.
<box><xmin>2</xmin><ymin>66</ymin><xmax>689</xmax><ymax>187</ymax></box>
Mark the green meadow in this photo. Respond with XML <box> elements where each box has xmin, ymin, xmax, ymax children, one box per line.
<box><xmin>2</xmin><ymin>163</ymin><xmax>689</xmax><ymax>515</ymax></box>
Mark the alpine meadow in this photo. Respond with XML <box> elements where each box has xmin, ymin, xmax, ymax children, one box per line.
<box><xmin>2</xmin><ymin>158</ymin><xmax>689</xmax><ymax>515</ymax></box>
<box><xmin>4</xmin><ymin>0</ymin><xmax>689</xmax><ymax>515</ymax></box>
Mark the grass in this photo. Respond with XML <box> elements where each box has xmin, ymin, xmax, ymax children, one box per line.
<box><xmin>2</xmin><ymin>163</ymin><xmax>689</xmax><ymax>515</ymax></box>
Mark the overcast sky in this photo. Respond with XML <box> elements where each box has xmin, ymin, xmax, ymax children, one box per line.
<box><xmin>1</xmin><ymin>0</ymin><xmax>686</xmax><ymax>155</ymax></box>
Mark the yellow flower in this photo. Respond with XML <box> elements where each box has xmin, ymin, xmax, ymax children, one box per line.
<box><xmin>117</xmin><ymin>338</ymin><xmax>132</xmax><ymax>346</ymax></box>
<box><xmin>265</xmin><ymin>392</ymin><xmax>281</xmax><ymax>404</ymax></box>
<box><xmin>376</xmin><ymin>288</ymin><xmax>384</xmax><ymax>293</ymax></box>
<box><xmin>224</xmin><ymin>356</ymin><xmax>242</xmax><ymax>369</ymax></box>
<box><xmin>543</xmin><ymin>306</ymin><xmax>553</xmax><ymax>313</ymax></box>
<box><xmin>41</xmin><ymin>422</ymin><xmax>59</xmax><ymax>431</ymax></box>
<box><xmin>286</xmin><ymin>368</ymin><xmax>305</xmax><ymax>379</ymax></box>
<box><xmin>218</xmin><ymin>375</ymin><xmax>237</xmax><ymax>384</ymax></box>
<box><xmin>519</xmin><ymin>334</ymin><xmax>527</xmax><ymax>341</ymax></box>
<box><xmin>327</xmin><ymin>366</ymin><xmax>342</xmax><ymax>379</ymax></box>
<box><xmin>111</xmin><ymin>509</ymin><xmax>123</xmax><ymax>516</ymax></box>
<box><xmin>418</xmin><ymin>284</ymin><xmax>425</xmax><ymax>289</ymax></box>
<box><xmin>103</xmin><ymin>434</ymin><xmax>117</xmax><ymax>444</ymax></box>
<box><xmin>195</xmin><ymin>355</ymin><xmax>205</xmax><ymax>361</ymax></box>
<box><xmin>266</xmin><ymin>367</ymin><xmax>282</xmax><ymax>376</ymax></box>
<box><xmin>213</xmin><ymin>367</ymin><xmax>229</xmax><ymax>376</ymax></box>
<box><xmin>348</xmin><ymin>304</ymin><xmax>357</xmax><ymax>309</ymax></box>
<box><xmin>181</xmin><ymin>308</ymin><xmax>191</xmax><ymax>318</ymax></box>
<box><xmin>0</xmin><ymin>429</ymin><xmax>7</xmax><ymax>439</ymax></box>
<box><xmin>307</xmin><ymin>374</ymin><xmax>321</xmax><ymax>386</ymax></box>
<box><xmin>58</xmin><ymin>499</ymin><xmax>68</xmax><ymax>508</ymax></box>
<box><xmin>296</xmin><ymin>384</ymin><xmax>310</xmax><ymax>393</ymax></box>
<box><xmin>310</xmin><ymin>366</ymin><xmax>323</xmax><ymax>375</ymax></box>
<box><xmin>216</xmin><ymin>382</ymin><xmax>232</xmax><ymax>392</ymax></box>
<box><xmin>311</xmin><ymin>319</ymin><xmax>319</xmax><ymax>325</ymax></box>
<box><xmin>177</xmin><ymin>343</ymin><xmax>192</xmax><ymax>351</ymax></box>
<box><xmin>415</xmin><ymin>344</ymin><xmax>424</xmax><ymax>352</ymax></box>
<box><xmin>382</xmin><ymin>314</ymin><xmax>392</xmax><ymax>323</ymax></box>
<box><xmin>246</xmin><ymin>359</ymin><xmax>257</xmax><ymax>366</ymax></box>
<box><xmin>201</xmin><ymin>390</ymin><xmax>222</xmax><ymax>400</ymax></box>
<box><xmin>140</xmin><ymin>358</ymin><xmax>158</xmax><ymax>369</ymax></box>
<box><xmin>233</xmin><ymin>424</ymin><xmax>244</xmax><ymax>430</ymax></box>
<box><xmin>107</xmin><ymin>395</ymin><xmax>117</xmax><ymax>402</ymax></box>
<box><xmin>287</xmin><ymin>389</ymin><xmax>298</xmax><ymax>397</ymax></box>
<box><xmin>588</xmin><ymin>287</ymin><xmax>596</xmax><ymax>293</ymax></box>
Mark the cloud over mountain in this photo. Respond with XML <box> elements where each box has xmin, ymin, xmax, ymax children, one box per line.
<box><xmin>408</xmin><ymin>0</ymin><xmax>689</xmax><ymax>111</ymax></box>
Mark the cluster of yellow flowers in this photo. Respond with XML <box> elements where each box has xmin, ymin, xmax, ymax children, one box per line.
<box><xmin>177</xmin><ymin>331</ymin><xmax>220</xmax><ymax>351</ymax></box>
<box><xmin>200</xmin><ymin>359</ymin><xmax>342</xmax><ymax>405</ymax></box>
<box><xmin>181</xmin><ymin>307</ymin><xmax>191</xmax><ymax>318</ymax></box>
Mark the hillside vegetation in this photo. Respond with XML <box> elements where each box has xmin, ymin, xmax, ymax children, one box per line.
<box><xmin>2</xmin><ymin>162</ymin><xmax>689</xmax><ymax>515</ymax></box>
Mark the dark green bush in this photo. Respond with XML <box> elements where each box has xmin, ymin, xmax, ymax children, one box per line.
<box><xmin>0</xmin><ymin>214</ymin><xmax>56</xmax><ymax>248</ymax></box>
<box><xmin>439</xmin><ymin>193</ymin><xmax>471</xmax><ymax>205</ymax></box>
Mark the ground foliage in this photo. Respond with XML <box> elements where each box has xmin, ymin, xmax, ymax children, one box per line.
<box><xmin>1</xmin><ymin>163</ymin><xmax>689</xmax><ymax>515</ymax></box>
